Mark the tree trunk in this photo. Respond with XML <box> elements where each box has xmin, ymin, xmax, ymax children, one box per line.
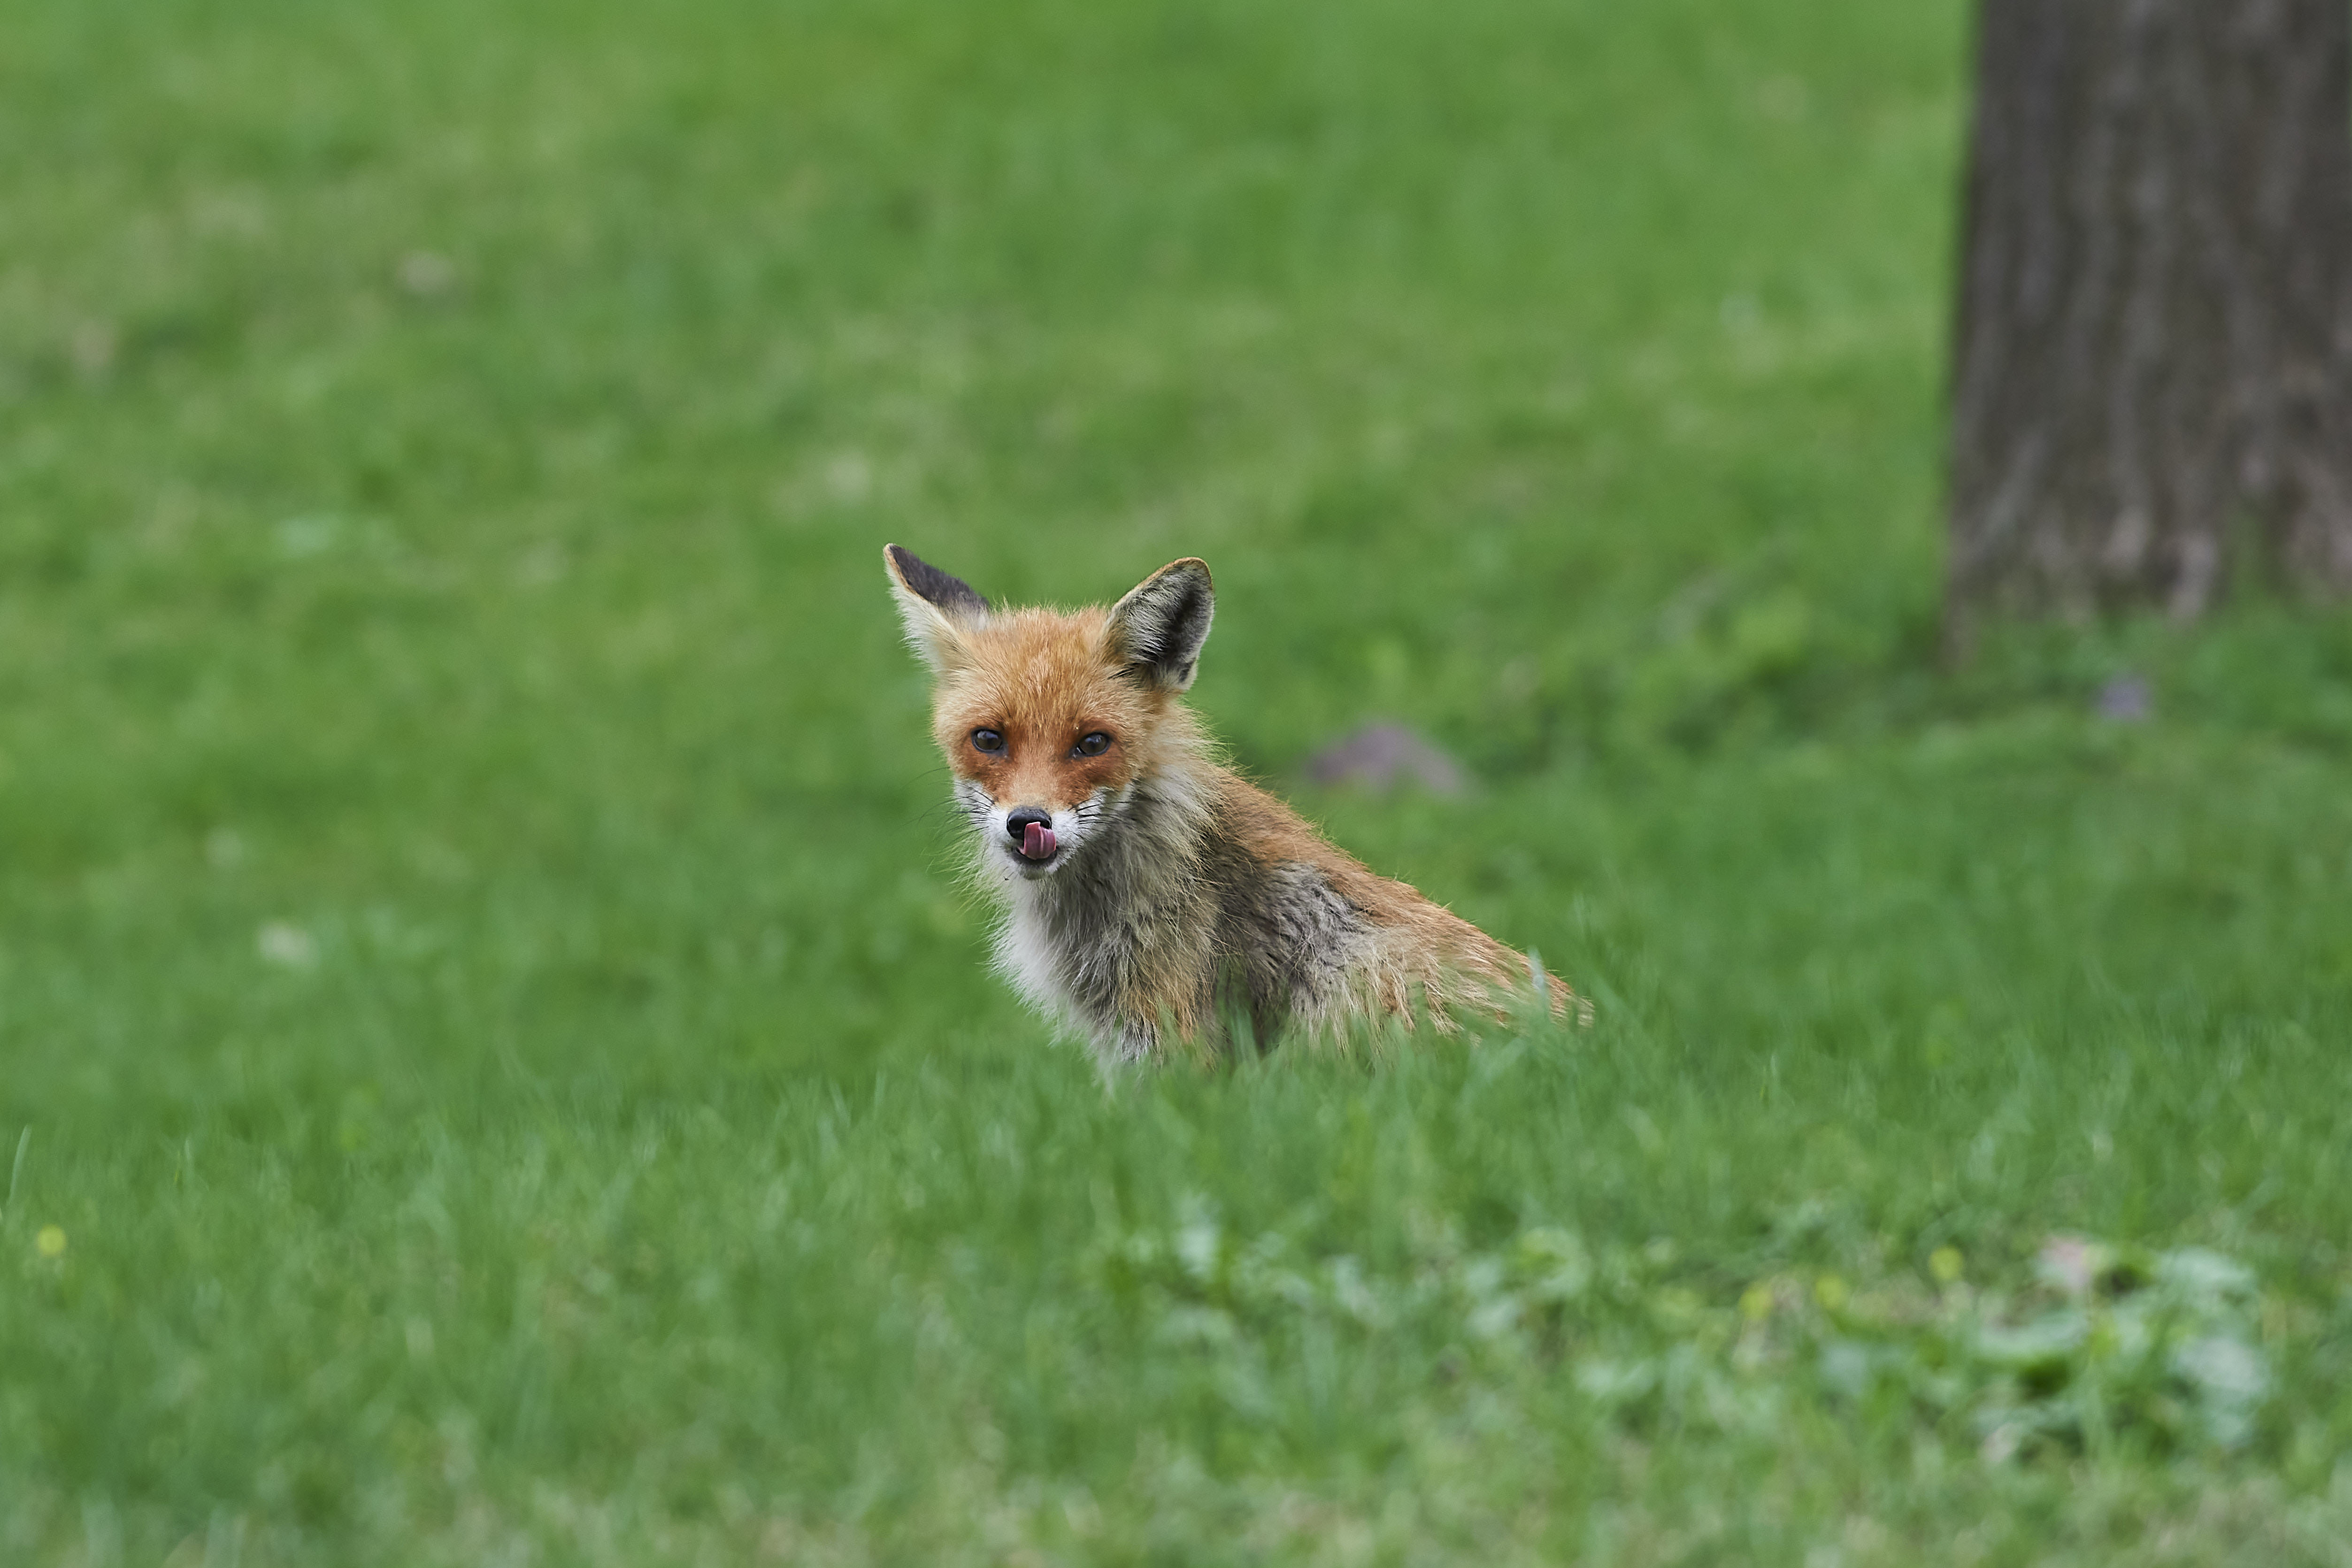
<box><xmin>1946</xmin><ymin>0</ymin><xmax>2352</xmax><ymax>637</ymax></box>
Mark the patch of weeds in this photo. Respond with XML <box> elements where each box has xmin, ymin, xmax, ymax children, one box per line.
<box><xmin>1094</xmin><ymin>1205</ymin><xmax>2278</xmax><ymax>1463</ymax></box>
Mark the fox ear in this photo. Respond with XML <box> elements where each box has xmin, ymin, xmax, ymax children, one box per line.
<box><xmin>1108</xmin><ymin>558</ymin><xmax>1213</xmax><ymax>692</ymax></box>
<box><xmin>884</xmin><ymin>544</ymin><xmax>988</xmax><ymax>672</ymax></box>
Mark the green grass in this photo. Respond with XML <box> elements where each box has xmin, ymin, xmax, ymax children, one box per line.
<box><xmin>7</xmin><ymin>0</ymin><xmax>2352</xmax><ymax>1560</ymax></box>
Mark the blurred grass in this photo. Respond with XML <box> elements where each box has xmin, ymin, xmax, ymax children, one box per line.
<box><xmin>6</xmin><ymin>0</ymin><xmax>2352</xmax><ymax>1561</ymax></box>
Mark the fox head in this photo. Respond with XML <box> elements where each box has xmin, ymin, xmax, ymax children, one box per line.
<box><xmin>884</xmin><ymin>544</ymin><xmax>1214</xmax><ymax>882</ymax></box>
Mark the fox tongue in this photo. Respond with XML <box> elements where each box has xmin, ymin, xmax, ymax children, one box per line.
<box><xmin>1022</xmin><ymin>821</ymin><xmax>1057</xmax><ymax>860</ymax></box>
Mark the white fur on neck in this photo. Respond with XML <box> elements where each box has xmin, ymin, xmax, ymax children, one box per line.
<box><xmin>994</xmin><ymin>883</ymin><xmax>1073</xmax><ymax>1030</ymax></box>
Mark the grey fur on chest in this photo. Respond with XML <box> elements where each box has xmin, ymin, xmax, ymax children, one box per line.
<box><xmin>998</xmin><ymin>846</ymin><xmax>1371</xmax><ymax>1059</ymax></box>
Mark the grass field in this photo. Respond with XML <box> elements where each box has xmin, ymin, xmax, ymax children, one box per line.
<box><xmin>8</xmin><ymin>0</ymin><xmax>2352</xmax><ymax>1560</ymax></box>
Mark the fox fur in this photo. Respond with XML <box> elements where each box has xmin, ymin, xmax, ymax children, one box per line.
<box><xmin>885</xmin><ymin>544</ymin><xmax>1578</xmax><ymax>1063</ymax></box>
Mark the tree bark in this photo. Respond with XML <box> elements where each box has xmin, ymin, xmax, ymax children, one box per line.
<box><xmin>1946</xmin><ymin>0</ymin><xmax>2352</xmax><ymax>637</ymax></box>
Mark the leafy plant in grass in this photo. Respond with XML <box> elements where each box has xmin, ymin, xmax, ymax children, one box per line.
<box><xmin>1096</xmin><ymin>1198</ymin><xmax>2275</xmax><ymax>1465</ymax></box>
<box><xmin>1964</xmin><ymin>1237</ymin><xmax>2272</xmax><ymax>1460</ymax></box>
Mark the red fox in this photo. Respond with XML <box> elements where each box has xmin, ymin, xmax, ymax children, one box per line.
<box><xmin>885</xmin><ymin>545</ymin><xmax>1580</xmax><ymax>1063</ymax></box>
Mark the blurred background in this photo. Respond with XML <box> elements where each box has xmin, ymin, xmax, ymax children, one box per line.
<box><xmin>9</xmin><ymin>0</ymin><xmax>2352</xmax><ymax>1558</ymax></box>
<box><xmin>4</xmin><ymin>0</ymin><xmax>1972</xmax><ymax>1107</ymax></box>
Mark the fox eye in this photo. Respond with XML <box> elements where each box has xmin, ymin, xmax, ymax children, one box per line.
<box><xmin>1074</xmin><ymin>732</ymin><xmax>1112</xmax><ymax>758</ymax></box>
<box><xmin>970</xmin><ymin>729</ymin><xmax>1006</xmax><ymax>754</ymax></box>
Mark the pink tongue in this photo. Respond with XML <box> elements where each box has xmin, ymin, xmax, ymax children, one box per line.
<box><xmin>1022</xmin><ymin>821</ymin><xmax>1057</xmax><ymax>860</ymax></box>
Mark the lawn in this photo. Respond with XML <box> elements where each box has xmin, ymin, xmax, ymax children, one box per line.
<box><xmin>6</xmin><ymin>0</ymin><xmax>2352</xmax><ymax>1561</ymax></box>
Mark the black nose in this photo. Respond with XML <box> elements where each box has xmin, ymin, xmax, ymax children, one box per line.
<box><xmin>1005</xmin><ymin>807</ymin><xmax>1052</xmax><ymax>844</ymax></box>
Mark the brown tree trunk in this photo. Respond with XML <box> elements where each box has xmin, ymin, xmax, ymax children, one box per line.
<box><xmin>1946</xmin><ymin>0</ymin><xmax>2352</xmax><ymax>638</ymax></box>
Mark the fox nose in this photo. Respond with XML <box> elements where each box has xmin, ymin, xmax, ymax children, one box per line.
<box><xmin>1005</xmin><ymin>807</ymin><xmax>1052</xmax><ymax>845</ymax></box>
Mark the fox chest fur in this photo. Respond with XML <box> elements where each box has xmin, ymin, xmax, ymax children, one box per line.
<box><xmin>995</xmin><ymin>779</ymin><xmax>1382</xmax><ymax>1061</ymax></box>
<box><xmin>886</xmin><ymin>545</ymin><xmax>1572</xmax><ymax>1063</ymax></box>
